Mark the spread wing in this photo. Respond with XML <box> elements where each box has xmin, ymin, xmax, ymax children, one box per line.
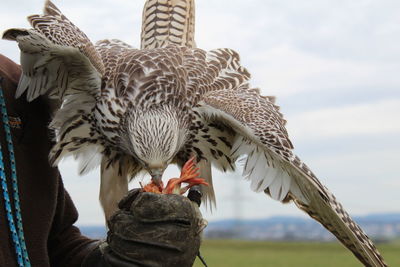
<box><xmin>2</xmin><ymin>0</ymin><xmax>108</xmax><ymax>177</ymax></box>
<box><xmin>2</xmin><ymin>0</ymin><xmax>103</xmax><ymax>108</ymax></box>
<box><xmin>194</xmin><ymin>88</ymin><xmax>387</xmax><ymax>267</ymax></box>
<box><xmin>141</xmin><ymin>0</ymin><xmax>196</xmax><ymax>49</ymax></box>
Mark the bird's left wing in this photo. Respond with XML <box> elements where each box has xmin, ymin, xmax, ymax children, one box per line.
<box><xmin>194</xmin><ymin>88</ymin><xmax>387</xmax><ymax>267</ymax></box>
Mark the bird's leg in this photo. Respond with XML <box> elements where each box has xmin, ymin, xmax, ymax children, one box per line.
<box><xmin>163</xmin><ymin>157</ymin><xmax>209</xmax><ymax>194</ymax></box>
<box><xmin>100</xmin><ymin>159</ymin><xmax>128</xmax><ymax>221</ymax></box>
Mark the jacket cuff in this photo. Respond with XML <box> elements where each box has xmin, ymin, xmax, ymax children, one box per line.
<box><xmin>81</xmin><ymin>241</ymin><xmax>109</xmax><ymax>267</ymax></box>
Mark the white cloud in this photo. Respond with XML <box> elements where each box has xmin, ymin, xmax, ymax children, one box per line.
<box><xmin>300</xmin><ymin>148</ymin><xmax>400</xmax><ymax>214</ymax></box>
<box><xmin>286</xmin><ymin>99</ymin><xmax>400</xmax><ymax>141</ymax></box>
<box><xmin>244</xmin><ymin>44</ymin><xmax>400</xmax><ymax>97</ymax></box>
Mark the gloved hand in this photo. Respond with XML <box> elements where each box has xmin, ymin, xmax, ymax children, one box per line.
<box><xmin>82</xmin><ymin>188</ymin><xmax>207</xmax><ymax>267</ymax></box>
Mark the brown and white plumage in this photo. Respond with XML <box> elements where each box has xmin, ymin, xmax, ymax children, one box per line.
<box><xmin>196</xmin><ymin>89</ymin><xmax>386</xmax><ymax>266</ymax></box>
<box><xmin>141</xmin><ymin>0</ymin><xmax>196</xmax><ymax>49</ymax></box>
<box><xmin>3</xmin><ymin>0</ymin><xmax>387</xmax><ymax>266</ymax></box>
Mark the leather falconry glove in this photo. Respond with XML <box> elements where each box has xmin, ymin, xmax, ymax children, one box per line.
<box><xmin>82</xmin><ymin>188</ymin><xmax>206</xmax><ymax>267</ymax></box>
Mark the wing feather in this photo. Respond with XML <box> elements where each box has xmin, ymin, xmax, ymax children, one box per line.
<box><xmin>195</xmin><ymin>88</ymin><xmax>387</xmax><ymax>267</ymax></box>
<box><xmin>2</xmin><ymin>0</ymin><xmax>102</xmax><ymax>107</ymax></box>
<box><xmin>249</xmin><ymin>149</ymin><xmax>266</xmax><ymax>191</ymax></box>
<box><xmin>3</xmin><ymin>0</ymin><xmax>106</xmax><ymax>171</ymax></box>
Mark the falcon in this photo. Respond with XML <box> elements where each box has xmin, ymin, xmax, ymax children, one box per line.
<box><xmin>3</xmin><ymin>0</ymin><xmax>387</xmax><ymax>266</ymax></box>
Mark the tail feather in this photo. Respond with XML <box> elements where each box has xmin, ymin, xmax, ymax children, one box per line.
<box><xmin>141</xmin><ymin>0</ymin><xmax>196</xmax><ymax>49</ymax></box>
<box><xmin>197</xmin><ymin>159</ymin><xmax>216</xmax><ymax>210</ymax></box>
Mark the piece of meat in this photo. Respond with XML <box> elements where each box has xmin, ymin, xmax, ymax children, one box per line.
<box><xmin>142</xmin><ymin>157</ymin><xmax>209</xmax><ymax>194</ymax></box>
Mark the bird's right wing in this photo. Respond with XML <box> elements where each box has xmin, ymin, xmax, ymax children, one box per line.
<box><xmin>2</xmin><ymin>0</ymin><xmax>103</xmax><ymax>108</ymax></box>
<box><xmin>141</xmin><ymin>0</ymin><xmax>196</xmax><ymax>49</ymax></box>
<box><xmin>3</xmin><ymin>0</ymin><xmax>108</xmax><ymax>174</ymax></box>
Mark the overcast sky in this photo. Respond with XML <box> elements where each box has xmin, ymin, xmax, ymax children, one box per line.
<box><xmin>1</xmin><ymin>0</ymin><xmax>400</xmax><ymax>225</ymax></box>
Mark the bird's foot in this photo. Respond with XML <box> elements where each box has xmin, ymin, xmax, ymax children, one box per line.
<box><xmin>142</xmin><ymin>180</ymin><xmax>164</xmax><ymax>194</ymax></box>
<box><xmin>141</xmin><ymin>157</ymin><xmax>209</xmax><ymax>194</ymax></box>
<box><xmin>163</xmin><ymin>157</ymin><xmax>209</xmax><ymax>194</ymax></box>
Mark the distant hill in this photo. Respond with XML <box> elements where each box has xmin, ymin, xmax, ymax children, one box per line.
<box><xmin>79</xmin><ymin>225</ymin><xmax>107</xmax><ymax>239</ymax></box>
<box><xmin>78</xmin><ymin>212</ymin><xmax>400</xmax><ymax>241</ymax></box>
<box><xmin>204</xmin><ymin>213</ymin><xmax>400</xmax><ymax>241</ymax></box>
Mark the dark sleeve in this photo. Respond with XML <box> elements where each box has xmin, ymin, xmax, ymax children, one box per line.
<box><xmin>0</xmin><ymin>53</ymin><xmax>100</xmax><ymax>266</ymax></box>
<box><xmin>47</xmin><ymin>174</ymin><xmax>99</xmax><ymax>267</ymax></box>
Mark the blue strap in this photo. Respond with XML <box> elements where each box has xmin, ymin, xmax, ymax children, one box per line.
<box><xmin>0</xmin><ymin>78</ymin><xmax>31</xmax><ymax>267</ymax></box>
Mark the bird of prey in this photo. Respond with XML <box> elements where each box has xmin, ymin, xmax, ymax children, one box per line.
<box><xmin>3</xmin><ymin>0</ymin><xmax>387</xmax><ymax>266</ymax></box>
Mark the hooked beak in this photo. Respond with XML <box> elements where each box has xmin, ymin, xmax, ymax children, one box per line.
<box><xmin>150</xmin><ymin>168</ymin><xmax>164</xmax><ymax>187</ymax></box>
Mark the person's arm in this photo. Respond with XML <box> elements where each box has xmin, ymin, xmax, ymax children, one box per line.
<box><xmin>47</xmin><ymin>177</ymin><xmax>205</xmax><ymax>267</ymax></box>
<box><xmin>47</xmin><ymin>174</ymin><xmax>98</xmax><ymax>267</ymax></box>
<box><xmin>0</xmin><ymin>53</ymin><xmax>98</xmax><ymax>266</ymax></box>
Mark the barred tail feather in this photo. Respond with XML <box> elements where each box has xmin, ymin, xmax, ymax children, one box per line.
<box><xmin>141</xmin><ymin>0</ymin><xmax>196</xmax><ymax>49</ymax></box>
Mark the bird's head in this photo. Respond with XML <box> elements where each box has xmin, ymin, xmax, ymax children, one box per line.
<box><xmin>123</xmin><ymin>106</ymin><xmax>188</xmax><ymax>185</ymax></box>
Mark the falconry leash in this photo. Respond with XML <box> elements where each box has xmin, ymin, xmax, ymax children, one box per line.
<box><xmin>0</xmin><ymin>77</ymin><xmax>31</xmax><ymax>267</ymax></box>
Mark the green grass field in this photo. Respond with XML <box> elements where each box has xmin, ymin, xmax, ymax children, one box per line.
<box><xmin>193</xmin><ymin>240</ymin><xmax>399</xmax><ymax>267</ymax></box>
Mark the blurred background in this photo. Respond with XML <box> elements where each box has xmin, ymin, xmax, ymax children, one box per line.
<box><xmin>2</xmin><ymin>0</ymin><xmax>400</xmax><ymax>266</ymax></box>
